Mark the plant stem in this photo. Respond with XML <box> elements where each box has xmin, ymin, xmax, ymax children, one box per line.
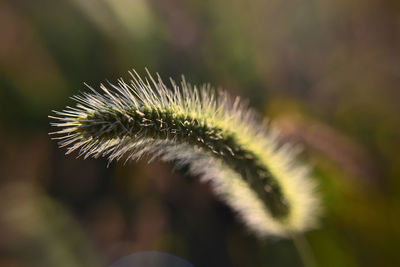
<box><xmin>291</xmin><ymin>232</ymin><xmax>318</xmax><ymax>267</ymax></box>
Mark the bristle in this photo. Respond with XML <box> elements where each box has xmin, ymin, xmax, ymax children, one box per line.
<box><xmin>49</xmin><ymin>69</ymin><xmax>320</xmax><ymax>238</ymax></box>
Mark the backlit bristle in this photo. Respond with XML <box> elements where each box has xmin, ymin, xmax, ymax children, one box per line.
<box><xmin>49</xmin><ymin>69</ymin><xmax>320</xmax><ymax>238</ymax></box>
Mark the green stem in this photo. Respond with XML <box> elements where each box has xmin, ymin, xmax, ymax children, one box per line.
<box><xmin>291</xmin><ymin>233</ymin><xmax>318</xmax><ymax>267</ymax></box>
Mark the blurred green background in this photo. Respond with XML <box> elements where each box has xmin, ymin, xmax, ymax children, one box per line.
<box><xmin>0</xmin><ymin>0</ymin><xmax>399</xmax><ymax>266</ymax></box>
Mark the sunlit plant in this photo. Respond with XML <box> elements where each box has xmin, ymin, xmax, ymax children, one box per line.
<box><xmin>49</xmin><ymin>70</ymin><xmax>320</xmax><ymax>238</ymax></box>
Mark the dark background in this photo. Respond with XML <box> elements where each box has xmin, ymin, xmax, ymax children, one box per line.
<box><xmin>0</xmin><ymin>0</ymin><xmax>399</xmax><ymax>266</ymax></box>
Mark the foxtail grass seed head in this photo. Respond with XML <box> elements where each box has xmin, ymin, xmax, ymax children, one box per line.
<box><xmin>49</xmin><ymin>70</ymin><xmax>320</xmax><ymax>238</ymax></box>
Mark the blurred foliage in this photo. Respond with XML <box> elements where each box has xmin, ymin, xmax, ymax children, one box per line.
<box><xmin>0</xmin><ymin>0</ymin><xmax>399</xmax><ymax>266</ymax></box>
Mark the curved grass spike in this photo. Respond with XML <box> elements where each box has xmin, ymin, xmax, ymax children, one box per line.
<box><xmin>49</xmin><ymin>69</ymin><xmax>320</xmax><ymax>238</ymax></box>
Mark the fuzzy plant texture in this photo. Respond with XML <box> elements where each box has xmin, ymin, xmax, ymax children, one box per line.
<box><xmin>50</xmin><ymin>70</ymin><xmax>320</xmax><ymax>238</ymax></box>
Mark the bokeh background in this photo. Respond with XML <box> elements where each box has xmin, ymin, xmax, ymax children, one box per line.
<box><xmin>1</xmin><ymin>0</ymin><xmax>399</xmax><ymax>266</ymax></box>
